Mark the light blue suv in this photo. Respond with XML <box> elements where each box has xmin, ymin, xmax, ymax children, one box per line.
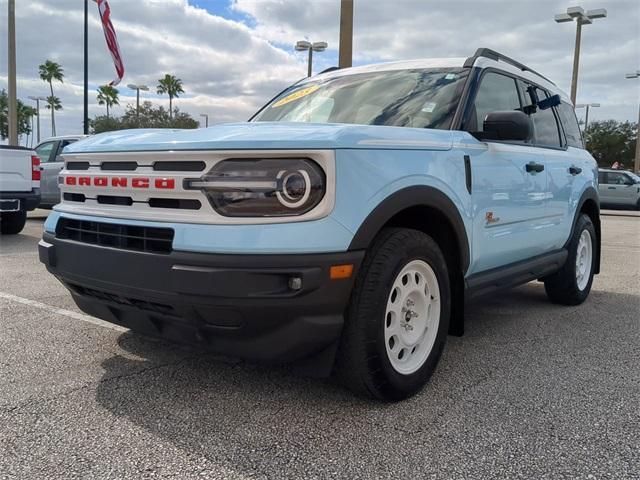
<box><xmin>39</xmin><ymin>48</ymin><xmax>600</xmax><ymax>401</ymax></box>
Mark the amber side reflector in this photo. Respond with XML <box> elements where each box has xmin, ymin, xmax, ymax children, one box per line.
<box><xmin>330</xmin><ymin>264</ymin><xmax>354</xmax><ymax>280</ymax></box>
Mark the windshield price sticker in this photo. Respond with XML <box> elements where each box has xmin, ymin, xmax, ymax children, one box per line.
<box><xmin>273</xmin><ymin>85</ymin><xmax>320</xmax><ymax>108</ymax></box>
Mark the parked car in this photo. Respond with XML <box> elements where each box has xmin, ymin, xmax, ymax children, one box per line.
<box><xmin>0</xmin><ymin>145</ymin><xmax>41</xmax><ymax>234</ymax></box>
<box><xmin>598</xmin><ymin>168</ymin><xmax>640</xmax><ymax>210</ymax></box>
<box><xmin>35</xmin><ymin>135</ymin><xmax>88</xmax><ymax>208</ymax></box>
<box><xmin>39</xmin><ymin>48</ymin><xmax>601</xmax><ymax>401</ymax></box>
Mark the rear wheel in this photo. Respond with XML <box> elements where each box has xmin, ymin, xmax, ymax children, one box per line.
<box><xmin>334</xmin><ymin>228</ymin><xmax>450</xmax><ymax>401</ymax></box>
<box><xmin>0</xmin><ymin>210</ymin><xmax>27</xmax><ymax>235</ymax></box>
<box><xmin>544</xmin><ymin>214</ymin><xmax>596</xmax><ymax>305</ymax></box>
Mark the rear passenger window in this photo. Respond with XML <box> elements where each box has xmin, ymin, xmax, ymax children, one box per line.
<box><xmin>521</xmin><ymin>84</ymin><xmax>562</xmax><ymax>148</ymax></box>
<box><xmin>471</xmin><ymin>72</ymin><xmax>521</xmax><ymax>132</ymax></box>
<box><xmin>557</xmin><ymin>102</ymin><xmax>583</xmax><ymax>148</ymax></box>
<box><xmin>598</xmin><ymin>171</ymin><xmax>606</xmax><ymax>184</ymax></box>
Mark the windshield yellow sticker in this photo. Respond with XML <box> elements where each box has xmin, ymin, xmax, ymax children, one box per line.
<box><xmin>272</xmin><ymin>85</ymin><xmax>320</xmax><ymax>108</ymax></box>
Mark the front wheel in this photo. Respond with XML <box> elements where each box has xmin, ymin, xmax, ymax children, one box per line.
<box><xmin>544</xmin><ymin>214</ymin><xmax>596</xmax><ymax>305</ymax></box>
<box><xmin>334</xmin><ymin>228</ymin><xmax>450</xmax><ymax>401</ymax></box>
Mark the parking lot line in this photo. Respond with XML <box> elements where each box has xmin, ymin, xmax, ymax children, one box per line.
<box><xmin>0</xmin><ymin>291</ymin><xmax>128</xmax><ymax>332</ymax></box>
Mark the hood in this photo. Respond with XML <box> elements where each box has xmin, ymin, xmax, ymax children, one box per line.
<box><xmin>64</xmin><ymin>122</ymin><xmax>453</xmax><ymax>153</ymax></box>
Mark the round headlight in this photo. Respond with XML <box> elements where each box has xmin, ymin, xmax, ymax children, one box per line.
<box><xmin>277</xmin><ymin>169</ymin><xmax>311</xmax><ymax>208</ymax></box>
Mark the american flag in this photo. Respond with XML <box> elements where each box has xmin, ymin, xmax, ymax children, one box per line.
<box><xmin>95</xmin><ymin>0</ymin><xmax>124</xmax><ymax>86</ymax></box>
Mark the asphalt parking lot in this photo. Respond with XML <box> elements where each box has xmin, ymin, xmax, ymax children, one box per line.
<box><xmin>0</xmin><ymin>212</ymin><xmax>638</xmax><ymax>479</ymax></box>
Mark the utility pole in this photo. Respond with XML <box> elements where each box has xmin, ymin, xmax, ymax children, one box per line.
<box><xmin>7</xmin><ymin>0</ymin><xmax>18</xmax><ymax>146</ymax></box>
<box><xmin>338</xmin><ymin>0</ymin><xmax>353</xmax><ymax>69</ymax></box>
<box><xmin>83</xmin><ymin>0</ymin><xmax>89</xmax><ymax>135</ymax></box>
<box><xmin>626</xmin><ymin>71</ymin><xmax>640</xmax><ymax>173</ymax></box>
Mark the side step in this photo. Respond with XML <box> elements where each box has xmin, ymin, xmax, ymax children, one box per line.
<box><xmin>465</xmin><ymin>250</ymin><xmax>567</xmax><ymax>301</ymax></box>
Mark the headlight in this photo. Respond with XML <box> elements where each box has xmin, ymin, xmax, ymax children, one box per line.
<box><xmin>185</xmin><ymin>158</ymin><xmax>326</xmax><ymax>217</ymax></box>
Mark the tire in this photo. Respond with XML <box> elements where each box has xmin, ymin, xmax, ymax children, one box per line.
<box><xmin>0</xmin><ymin>210</ymin><xmax>27</xmax><ymax>235</ymax></box>
<box><xmin>334</xmin><ymin>228</ymin><xmax>451</xmax><ymax>402</ymax></box>
<box><xmin>544</xmin><ymin>214</ymin><xmax>596</xmax><ymax>305</ymax></box>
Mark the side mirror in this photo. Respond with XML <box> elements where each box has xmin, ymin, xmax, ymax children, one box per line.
<box><xmin>473</xmin><ymin>110</ymin><xmax>533</xmax><ymax>142</ymax></box>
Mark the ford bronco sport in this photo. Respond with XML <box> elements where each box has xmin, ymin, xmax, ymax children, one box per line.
<box><xmin>39</xmin><ymin>48</ymin><xmax>601</xmax><ymax>401</ymax></box>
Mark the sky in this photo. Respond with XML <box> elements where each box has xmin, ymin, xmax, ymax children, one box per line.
<box><xmin>1</xmin><ymin>0</ymin><xmax>638</xmax><ymax>144</ymax></box>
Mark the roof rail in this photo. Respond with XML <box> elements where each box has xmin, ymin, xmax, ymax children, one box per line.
<box><xmin>318</xmin><ymin>66</ymin><xmax>340</xmax><ymax>74</ymax></box>
<box><xmin>463</xmin><ymin>48</ymin><xmax>555</xmax><ymax>85</ymax></box>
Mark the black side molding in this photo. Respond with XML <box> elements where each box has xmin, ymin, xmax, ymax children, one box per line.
<box><xmin>464</xmin><ymin>155</ymin><xmax>472</xmax><ymax>194</ymax></box>
<box><xmin>465</xmin><ymin>250</ymin><xmax>568</xmax><ymax>301</ymax></box>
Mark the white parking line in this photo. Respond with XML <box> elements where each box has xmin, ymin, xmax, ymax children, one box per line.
<box><xmin>0</xmin><ymin>291</ymin><xmax>128</xmax><ymax>332</ymax></box>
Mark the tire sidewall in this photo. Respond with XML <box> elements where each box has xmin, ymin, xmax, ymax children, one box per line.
<box><xmin>567</xmin><ymin>214</ymin><xmax>597</xmax><ymax>300</ymax></box>
<box><xmin>362</xmin><ymin>231</ymin><xmax>451</xmax><ymax>399</ymax></box>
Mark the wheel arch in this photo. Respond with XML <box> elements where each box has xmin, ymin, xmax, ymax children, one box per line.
<box><xmin>348</xmin><ymin>186</ymin><xmax>470</xmax><ymax>336</ymax></box>
<box><xmin>570</xmin><ymin>187</ymin><xmax>601</xmax><ymax>275</ymax></box>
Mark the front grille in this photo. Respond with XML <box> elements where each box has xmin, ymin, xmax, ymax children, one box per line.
<box><xmin>56</xmin><ymin>218</ymin><xmax>174</xmax><ymax>254</ymax></box>
<box><xmin>69</xmin><ymin>284</ymin><xmax>175</xmax><ymax>316</ymax></box>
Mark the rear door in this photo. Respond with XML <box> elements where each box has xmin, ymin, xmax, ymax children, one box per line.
<box><xmin>465</xmin><ymin>71</ymin><xmax>550</xmax><ymax>273</ymax></box>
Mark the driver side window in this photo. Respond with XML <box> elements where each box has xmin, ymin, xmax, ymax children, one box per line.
<box><xmin>470</xmin><ymin>72</ymin><xmax>521</xmax><ymax>132</ymax></box>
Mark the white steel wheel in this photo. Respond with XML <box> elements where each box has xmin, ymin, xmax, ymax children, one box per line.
<box><xmin>384</xmin><ymin>259</ymin><xmax>441</xmax><ymax>375</ymax></box>
<box><xmin>575</xmin><ymin>229</ymin><xmax>593</xmax><ymax>291</ymax></box>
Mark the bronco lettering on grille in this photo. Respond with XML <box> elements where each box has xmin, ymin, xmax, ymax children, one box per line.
<box><xmin>64</xmin><ymin>176</ymin><xmax>176</xmax><ymax>189</ymax></box>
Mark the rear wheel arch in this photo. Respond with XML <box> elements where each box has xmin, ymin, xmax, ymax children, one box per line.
<box><xmin>571</xmin><ymin>188</ymin><xmax>601</xmax><ymax>274</ymax></box>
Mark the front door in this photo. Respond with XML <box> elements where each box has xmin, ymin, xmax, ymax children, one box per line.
<box><xmin>464</xmin><ymin>71</ymin><xmax>550</xmax><ymax>274</ymax></box>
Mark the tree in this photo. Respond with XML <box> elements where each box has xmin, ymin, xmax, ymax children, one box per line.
<box><xmin>156</xmin><ymin>74</ymin><xmax>184</xmax><ymax>119</ymax></box>
<box><xmin>90</xmin><ymin>101</ymin><xmax>198</xmax><ymax>134</ymax></box>
<box><xmin>0</xmin><ymin>89</ymin><xmax>36</xmax><ymax>141</ymax></box>
<box><xmin>96</xmin><ymin>85</ymin><xmax>119</xmax><ymax>118</ymax></box>
<box><xmin>38</xmin><ymin>60</ymin><xmax>64</xmax><ymax>136</ymax></box>
<box><xmin>584</xmin><ymin>120</ymin><xmax>637</xmax><ymax>169</ymax></box>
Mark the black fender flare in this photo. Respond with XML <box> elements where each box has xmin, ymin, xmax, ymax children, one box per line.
<box><xmin>348</xmin><ymin>186</ymin><xmax>470</xmax><ymax>274</ymax></box>
<box><xmin>567</xmin><ymin>187</ymin><xmax>601</xmax><ymax>274</ymax></box>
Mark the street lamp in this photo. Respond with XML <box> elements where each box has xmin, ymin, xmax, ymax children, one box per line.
<box><xmin>127</xmin><ymin>84</ymin><xmax>149</xmax><ymax>122</ymax></box>
<box><xmin>28</xmin><ymin>95</ymin><xmax>47</xmax><ymax>144</ymax></box>
<box><xmin>199</xmin><ymin>113</ymin><xmax>209</xmax><ymax>128</ymax></box>
<box><xmin>554</xmin><ymin>6</ymin><xmax>607</xmax><ymax>105</ymax></box>
<box><xmin>575</xmin><ymin>103</ymin><xmax>600</xmax><ymax>131</ymax></box>
<box><xmin>625</xmin><ymin>70</ymin><xmax>640</xmax><ymax>173</ymax></box>
<box><xmin>295</xmin><ymin>40</ymin><xmax>328</xmax><ymax>77</ymax></box>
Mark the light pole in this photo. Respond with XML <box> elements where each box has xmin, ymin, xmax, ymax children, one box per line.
<box><xmin>575</xmin><ymin>103</ymin><xmax>600</xmax><ymax>131</ymax></box>
<box><xmin>7</xmin><ymin>0</ymin><xmax>18</xmax><ymax>146</ymax></box>
<box><xmin>339</xmin><ymin>0</ymin><xmax>353</xmax><ymax>69</ymax></box>
<box><xmin>626</xmin><ymin>70</ymin><xmax>640</xmax><ymax>173</ymax></box>
<box><xmin>127</xmin><ymin>84</ymin><xmax>149</xmax><ymax>123</ymax></box>
<box><xmin>295</xmin><ymin>40</ymin><xmax>328</xmax><ymax>77</ymax></box>
<box><xmin>28</xmin><ymin>96</ymin><xmax>47</xmax><ymax>144</ymax></box>
<box><xmin>555</xmin><ymin>6</ymin><xmax>607</xmax><ymax>105</ymax></box>
<box><xmin>199</xmin><ymin>113</ymin><xmax>209</xmax><ymax>128</ymax></box>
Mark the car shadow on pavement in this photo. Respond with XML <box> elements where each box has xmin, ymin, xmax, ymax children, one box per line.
<box><xmin>92</xmin><ymin>282</ymin><xmax>639</xmax><ymax>477</ymax></box>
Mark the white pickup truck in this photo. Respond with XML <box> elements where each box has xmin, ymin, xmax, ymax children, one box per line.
<box><xmin>0</xmin><ymin>145</ymin><xmax>41</xmax><ymax>234</ymax></box>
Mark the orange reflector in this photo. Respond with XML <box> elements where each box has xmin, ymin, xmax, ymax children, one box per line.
<box><xmin>330</xmin><ymin>264</ymin><xmax>354</xmax><ymax>279</ymax></box>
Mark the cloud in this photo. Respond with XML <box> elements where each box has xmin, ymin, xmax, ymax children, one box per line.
<box><xmin>1</xmin><ymin>0</ymin><xmax>638</xmax><ymax>143</ymax></box>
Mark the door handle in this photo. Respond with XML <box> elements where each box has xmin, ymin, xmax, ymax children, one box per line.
<box><xmin>569</xmin><ymin>166</ymin><xmax>582</xmax><ymax>175</ymax></box>
<box><xmin>525</xmin><ymin>162</ymin><xmax>545</xmax><ymax>173</ymax></box>
<box><xmin>607</xmin><ymin>186</ymin><xmax>616</xmax><ymax>189</ymax></box>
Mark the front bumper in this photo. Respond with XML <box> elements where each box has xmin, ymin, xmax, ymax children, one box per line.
<box><xmin>39</xmin><ymin>232</ymin><xmax>364</xmax><ymax>368</ymax></box>
<box><xmin>0</xmin><ymin>188</ymin><xmax>40</xmax><ymax>211</ymax></box>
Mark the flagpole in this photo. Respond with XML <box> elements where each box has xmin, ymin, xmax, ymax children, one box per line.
<box><xmin>83</xmin><ymin>0</ymin><xmax>89</xmax><ymax>134</ymax></box>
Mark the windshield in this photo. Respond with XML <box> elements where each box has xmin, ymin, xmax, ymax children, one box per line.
<box><xmin>253</xmin><ymin>68</ymin><xmax>468</xmax><ymax>130</ymax></box>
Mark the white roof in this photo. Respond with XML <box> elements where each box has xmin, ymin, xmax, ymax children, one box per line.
<box><xmin>302</xmin><ymin>54</ymin><xmax>570</xmax><ymax>104</ymax></box>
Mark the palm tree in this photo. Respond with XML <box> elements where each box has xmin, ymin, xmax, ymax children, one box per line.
<box><xmin>96</xmin><ymin>85</ymin><xmax>120</xmax><ymax>118</ymax></box>
<box><xmin>156</xmin><ymin>74</ymin><xmax>184</xmax><ymax>119</ymax></box>
<box><xmin>38</xmin><ymin>60</ymin><xmax>64</xmax><ymax>136</ymax></box>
